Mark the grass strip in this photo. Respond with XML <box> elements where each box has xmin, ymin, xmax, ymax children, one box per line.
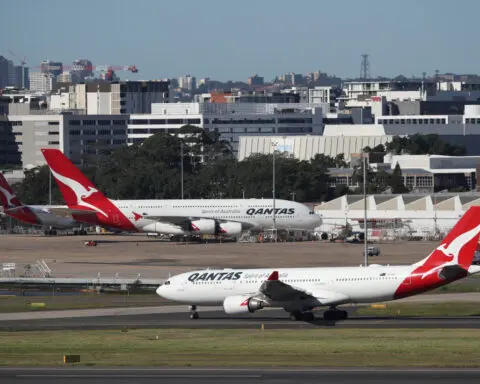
<box><xmin>1</xmin><ymin>329</ymin><xmax>480</xmax><ymax>367</ymax></box>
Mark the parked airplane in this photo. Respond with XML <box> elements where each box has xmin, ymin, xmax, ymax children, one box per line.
<box><xmin>41</xmin><ymin>149</ymin><xmax>321</xmax><ymax>238</ymax></box>
<box><xmin>157</xmin><ymin>206</ymin><xmax>480</xmax><ymax>321</ymax></box>
<box><xmin>0</xmin><ymin>173</ymin><xmax>87</xmax><ymax>235</ymax></box>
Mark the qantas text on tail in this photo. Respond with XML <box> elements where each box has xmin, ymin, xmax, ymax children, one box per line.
<box><xmin>41</xmin><ymin>149</ymin><xmax>321</xmax><ymax>237</ymax></box>
<box><xmin>157</xmin><ymin>206</ymin><xmax>480</xmax><ymax>321</ymax></box>
<box><xmin>0</xmin><ymin>173</ymin><xmax>83</xmax><ymax>235</ymax></box>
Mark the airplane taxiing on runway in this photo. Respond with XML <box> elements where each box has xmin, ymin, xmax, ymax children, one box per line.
<box><xmin>157</xmin><ymin>206</ymin><xmax>480</xmax><ymax>321</ymax></box>
<box><xmin>0</xmin><ymin>173</ymin><xmax>86</xmax><ymax>235</ymax></box>
<box><xmin>41</xmin><ymin>149</ymin><xmax>321</xmax><ymax>238</ymax></box>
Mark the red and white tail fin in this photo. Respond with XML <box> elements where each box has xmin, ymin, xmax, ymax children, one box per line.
<box><xmin>416</xmin><ymin>206</ymin><xmax>480</xmax><ymax>270</ymax></box>
<box><xmin>0</xmin><ymin>173</ymin><xmax>22</xmax><ymax>209</ymax></box>
<box><xmin>41</xmin><ymin>149</ymin><xmax>110</xmax><ymax>217</ymax></box>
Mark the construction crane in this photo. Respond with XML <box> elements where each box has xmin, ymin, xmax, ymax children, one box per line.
<box><xmin>8</xmin><ymin>50</ymin><xmax>27</xmax><ymax>88</ymax></box>
<box><xmin>32</xmin><ymin>63</ymin><xmax>138</xmax><ymax>82</ymax></box>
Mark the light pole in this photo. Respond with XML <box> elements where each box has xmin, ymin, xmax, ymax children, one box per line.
<box><xmin>363</xmin><ymin>152</ymin><xmax>368</xmax><ymax>267</ymax></box>
<box><xmin>291</xmin><ymin>191</ymin><xmax>296</xmax><ymax>201</ymax></box>
<box><xmin>180</xmin><ymin>141</ymin><xmax>184</xmax><ymax>200</ymax></box>
<box><xmin>272</xmin><ymin>140</ymin><xmax>278</xmax><ymax>242</ymax></box>
<box><xmin>242</xmin><ymin>189</ymin><xmax>245</xmax><ymax>199</ymax></box>
<box><xmin>49</xmin><ymin>169</ymin><xmax>52</xmax><ymax>205</ymax></box>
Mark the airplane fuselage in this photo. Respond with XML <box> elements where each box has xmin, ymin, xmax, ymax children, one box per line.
<box><xmin>75</xmin><ymin>198</ymin><xmax>321</xmax><ymax>236</ymax></box>
<box><xmin>157</xmin><ymin>264</ymin><xmax>454</xmax><ymax>309</ymax></box>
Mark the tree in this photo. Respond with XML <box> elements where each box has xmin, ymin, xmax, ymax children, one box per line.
<box><xmin>385</xmin><ymin>134</ymin><xmax>466</xmax><ymax>156</ymax></box>
<box><xmin>389</xmin><ymin>163</ymin><xmax>409</xmax><ymax>194</ymax></box>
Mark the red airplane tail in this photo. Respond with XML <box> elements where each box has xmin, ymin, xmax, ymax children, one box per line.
<box><xmin>0</xmin><ymin>173</ymin><xmax>23</xmax><ymax>209</ymax></box>
<box><xmin>417</xmin><ymin>206</ymin><xmax>480</xmax><ymax>270</ymax></box>
<box><xmin>40</xmin><ymin>149</ymin><xmax>108</xmax><ymax>209</ymax></box>
<box><xmin>40</xmin><ymin>149</ymin><xmax>137</xmax><ymax>231</ymax></box>
<box><xmin>0</xmin><ymin>173</ymin><xmax>38</xmax><ymax>224</ymax></box>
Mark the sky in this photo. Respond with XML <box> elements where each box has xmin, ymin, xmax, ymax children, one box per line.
<box><xmin>1</xmin><ymin>0</ymin><xmax>479</xmax><ymax>82</ymax></box>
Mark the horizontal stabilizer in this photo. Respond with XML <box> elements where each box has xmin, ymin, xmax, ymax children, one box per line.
<box><xmin>47</xmin><ymin>207</ymin><xmax>98</xmax><ymax>218</ymax></box>
<box><xmin>468</xmin><ymin>265</ymin><xmax>480</xmax><ymax>275</ymax></box>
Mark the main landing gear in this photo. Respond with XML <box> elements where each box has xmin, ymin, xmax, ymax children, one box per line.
<box><xmin>189</xmin><ymin>305</ymin><xmax>199</xmax><ymax>320</ymax></box>
<box><xmin>289</xmin><ymin>311</ymin><xmax>315</xmax><ymax>322</ymax></box>
<box><xmin>323</xmin><ymin>307</ymin><xmax>348</xmax><ymax>321</ymax></box>
<box><xmin>44</xmin><ymin>228</ymin><xmax>57</xmax><ymax>236</ymax></box>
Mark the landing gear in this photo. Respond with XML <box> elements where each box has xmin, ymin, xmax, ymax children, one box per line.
<box><xmin>73</xmin><ymin>229</ymin><xmax>87</xmax><ymax>236</ymax></box>
<box><xmin>289</xmin><ymin>311</ymin><xmax>315</xmax><ymax>322</ymax></box>
<box><xmin>44</xmin><ymin>229</ymin><xmax>57</xmax><ymax>236</ymax></box>
<box><xmin>189</xmin><ymin>305</ymin><xmax>199</xmax><ymax>320</ymax></box>
<box><xmin>323</xmin><ymin>307</ymin><xmax>348</xmax><ymax>321</ymax></box>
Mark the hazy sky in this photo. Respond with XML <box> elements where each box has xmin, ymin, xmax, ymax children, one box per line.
<box><xmin>2</xmin><ymin>0</ymin><xmax>478</xmax><ymax>82</ymax></box>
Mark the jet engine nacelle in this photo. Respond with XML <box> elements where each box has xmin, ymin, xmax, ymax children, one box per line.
<box><xmin>217</xmin><ymin>222</ymin><xmax>242</xmax><ymax>236</ymax></box>
<box><xmin>223</xmin><ymin>295</ymin><xmax>265</xmax><ymax>315</ymax></box>
<box><xmin>189</xmin><ymin>219</ymin><xmax>216</xmax><ymax>235</ymax></box>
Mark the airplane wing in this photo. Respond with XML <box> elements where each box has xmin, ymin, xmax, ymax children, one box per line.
<box><xmin>258</xmin><ymin>271</ymin><xmax>349</xmax><ymax>306</ymax></box>
<box><xmin>43</xmin><ymin>207</ymin><xmax>98</xmax><ymax>218</ymax></box>
<box><xmin>142</xmin><ymin>215</ymin><xmax>255</xmax><ymax>229</ymax></box>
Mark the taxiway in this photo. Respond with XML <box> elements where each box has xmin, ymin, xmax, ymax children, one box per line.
<box><xmin>2</xmin><ymin>368</ymin><xmax>480</xmax><ymax>384</ymax></box>
<box><xmin>2</xmin><ymin>308</ymin><xmax>480</xmax><ymax>331</ymax></box>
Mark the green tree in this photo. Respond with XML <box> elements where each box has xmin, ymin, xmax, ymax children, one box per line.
<box><xmin>389</xmin><ymin>163</ymin><xmax>409</xmax><ymax>194</ymax></box>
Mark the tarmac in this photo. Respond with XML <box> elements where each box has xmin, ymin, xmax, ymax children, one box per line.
<box><xmin>1</xmin><ymin>293</ymin><xmax>480</xmax><ymax>331</ymax></box>
<box><xmin>2</xmin><ymin>367</ymin><xmax>480</xmax><ymax>384</ymax></box>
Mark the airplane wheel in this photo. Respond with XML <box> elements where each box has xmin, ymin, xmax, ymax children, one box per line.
<box><xmin>302</xmin><ymin>312</ymin><xmax>315</xmax><ymax>322</ymax></box>
<box><xmin>323</xmin><ymin>310</ymin><xmax>348</xmax><ymax>321</ymax></box>
<box><xmin>289</xmin><ymin>312</ymin><xmax>302</xmax><ymax>321</ymax></box>
<box><xmin>52</xmin><ymin>230</ymin><xmax>57</xmax><ymax>236</ymax></box>
<box><xmin>190</xmin><ymin>312</ymin><xmax>199</xmax><ymax>320</ymax></box>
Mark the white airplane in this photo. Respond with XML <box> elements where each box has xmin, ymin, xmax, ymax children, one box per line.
<box><xmin>157</xmin><ymin>205</ymin><xmax>480</xmax><ymax>321</ymax></box>
<box><xmin>41</xmin><ymin>149</ymin><xmax>321</xmax><ymax>238</ymax></box>
<box><xmin>0</xmin><ymin>173</ymin><xmax>87</xmax><ymax>236</ymax></box>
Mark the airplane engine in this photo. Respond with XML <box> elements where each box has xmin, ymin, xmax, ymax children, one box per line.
<box><xmin>189</xmin><ymin>219</ymin><xmax>216</xmax><ymax>235</ymax></box>
<box><xmin>223</xmin><ymin>295</ymin><xmax>265</xmax><ymax>315</ymax></box>
<box><xmin>217</xmin><ymin>222</ymin><xmax>242</xmax><ymax>236</ymax></box>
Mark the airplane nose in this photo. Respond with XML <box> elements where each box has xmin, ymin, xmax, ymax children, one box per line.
<box><xmin>156</xmin><ymin>285</ymin><xmax>164</xmax><ymax>297</ymax></box>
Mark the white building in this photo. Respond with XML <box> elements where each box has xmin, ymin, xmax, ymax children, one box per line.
<box><xmin>314</xmin><ymin>193</ymin><xmax>478</xmax><ymax>241</ymax></box>
<box><xmin>29</xmin><ymin>72</ymin><xmax>54</xmax><ymax>93</ymax></box>
<box><xmin>308</xmin><ymin>86</ymin><xmax>332</xmax><ymax>105</ymax></box>
<box><xmin>128</xmin><ymin>102</ymin><xmax>324</xmax><ymax>153</ymax></box>
<box><xmin>237</xmin><ymin>135</ymin><xmax>392</xmax><ymax>163</ymax></box>
<box><xmin>48</xmin><ymin>81</ymin><xmax>170</xmax><ymax>115</ymax></box>
<box><xmin>178</xmin><ymin>75</ymin><xmax>196</xmax><ymax>91</ymax></box>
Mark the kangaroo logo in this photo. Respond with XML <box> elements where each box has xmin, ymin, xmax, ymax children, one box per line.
<box><xmin>0</xmin><ymin>186</ymin><xmax>17</xmax><ymax>208</ymax></box>
<box><xmin>49</xmin><ymin>168</ymin><xmax>109</xmax><ymax>218</ymax></box>
<box><xmin>421</xmin><ymin>223</ymin><xmax>480</xmax><ymax>279</ymax></box>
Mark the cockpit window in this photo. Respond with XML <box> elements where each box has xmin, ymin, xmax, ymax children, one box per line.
<box><xmin>164</xmin><ymin>281</ymin><xmax>170</xmax><ymax>285</ymax></box>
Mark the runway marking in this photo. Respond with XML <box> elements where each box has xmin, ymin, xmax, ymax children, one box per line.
<box><xmin>16</xmin><ymin>374</ymin><xmax>262</xmax><ymax>378</ymax></box>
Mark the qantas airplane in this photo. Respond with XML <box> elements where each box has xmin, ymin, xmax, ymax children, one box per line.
<box><xmin>0</xmin><ymin>173</ymin><xmax>86</xmax><ymax>236</ymax></box>
<box><xmin>157</xmin><ymin>205</ymin><xmax>480</xmax><ymax>321</ymax></box>
<box><xmin>41</xmin><ymin>149</ymin><xmax>321</xmax><ymax>238</ymax></box>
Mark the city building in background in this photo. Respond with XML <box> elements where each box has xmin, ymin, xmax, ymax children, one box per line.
<box><xmin>128</xmin><ymin>102</ymin><xmax>324</xmax><ymax>154</ymax></box>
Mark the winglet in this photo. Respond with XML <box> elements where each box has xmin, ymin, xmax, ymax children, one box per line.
<box><xmin>267</xmin><ymin>271</ymin><xmax>279</xmax><ymax>281</ymax></box>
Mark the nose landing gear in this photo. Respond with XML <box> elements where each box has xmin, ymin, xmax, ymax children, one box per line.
<box><xmin>189</xmin><ymin>305</ymin><xmax>199</xmax><ymax>319</ymax></box>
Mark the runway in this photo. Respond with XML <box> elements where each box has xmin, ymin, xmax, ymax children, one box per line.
<box><xmin>2</xmin><ymin>368</ymin><xmax>480</xmax><ymax>383</ymax></box>
<box><xmin>2</xmin><ymin>308</ymin><xmax>480</xmax><ymax>330</ymax></box>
